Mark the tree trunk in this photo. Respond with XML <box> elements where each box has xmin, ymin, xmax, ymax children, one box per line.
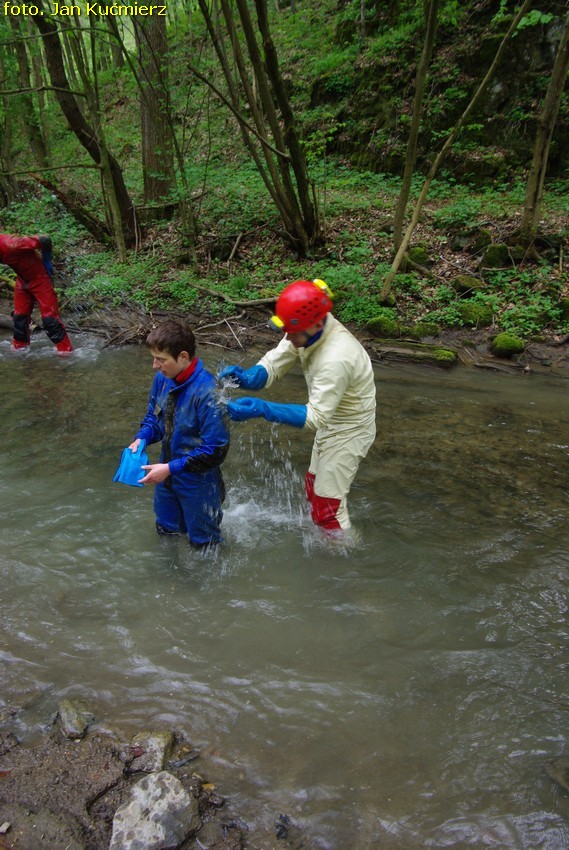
<box><xmin>253</xmin><ymin>0</ymin><xmax>319</xmax><ymax>244</ymax></box>
<box><xmin>0</xmin><ymin>48</ymin><xmax>18</xmax><ymax>205</ymax></box>
<box><xmin>393</xmin><ymin>0</ymin><xmax>438</xmax><ymax>251</ymax></box>
<box><xmin>9</xmin><ymin>18</ymin><xmax>50</xmax><ymax>169</ymax></box>
<box><xmin>201</xmin><ymin>0</ymin><xmax>319</xmax><ymax>254</ymax></box>
<box><xmin>31</xmin><ymin>2</ymin><xmax>137</xmax><ymax>251</ymax></box>
<box><xmin>198</xmin><ymin>0</ymin><xmax>302</xmax><ymax>243</ymax></box>
<box><xmin>521</xmin><ymin>11</ymin><xmax>569</xmax><ymax>242</ymax></box>
<box><xmin>104</xmin><ymin>11</ymin><xmax>198</xmax><ymax>262</ymax></box>
<box><xmin>134</xmin><ymin>15</ymin><xmax>176</xmax><ymax>204</ymax></box>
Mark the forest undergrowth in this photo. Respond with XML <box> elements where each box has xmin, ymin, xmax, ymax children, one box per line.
<box><xmin>1</xmin><ymin>166</ymin><xmax>568</xmax><ymax>357</ymax></box>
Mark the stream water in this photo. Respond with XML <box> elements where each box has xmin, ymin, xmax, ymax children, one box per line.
<box><xmin>0</xmin><ymin>331</ymin><xmax>568</xmax><ymax>849</ymax></box>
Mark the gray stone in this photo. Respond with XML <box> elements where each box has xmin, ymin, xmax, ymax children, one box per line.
<box><xmin>110</xmin><ymin>770</ymin><xmax>200</xmax><ymax>850</ymax></box>
<box><xmin>57</xmin><ymin>699</ymin><xmax>95</xmax><ymax>739</ymax></box>
<box><xmin>129</xmin><ymin>731</ymin><xmax>175</xmax><ymax>773</ymax></box>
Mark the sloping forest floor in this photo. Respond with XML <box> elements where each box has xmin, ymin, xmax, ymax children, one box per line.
<box><xmin>1</xmin><ymin>197</ymin><xmax>567</xmax><ymax>377</ymax></box>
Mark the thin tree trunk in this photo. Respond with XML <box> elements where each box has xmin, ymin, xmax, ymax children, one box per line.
<box><xmin>521</xmin><ymin>11</ymin><xmax>569</xmax><ymax>242</ymax></box>
<box><xmin>254</xmin><ymin>0</ymin><xmax>319</xmax><ymax>242</ymax></box>
<box><xmin>198</xmin><ymin>0</ymin><xmax>301</xmax><ymax>242</ymax></box>
<box><xmin>393</xmin><ymin>0</ymin><xmax>438</xmax><ymax>251</ymax></box>
<box><xmin>9</xmin><ymin>17</ymin><xmax>50</xmax><ymax>169</ymax></box>
<box><xmin>105</xmin><ymin>12</ymin><xmax>199</xmax><ymax>264</ymax></box>
<box><xmin>30</xmin><ymin>34</ymin><xmax>52</xmax><ymax>162</ymax></box>
<box><xmin>206</xmin><ymin>0</ymin><xmax>317</xmax><ymax>253</ymax></box>
<box><xmin>380</xmin><ymin>0</ymin><xmax>532</xmax><ymax>301</ymax></box>
<box><xmin>0</xmin><ymin>49</ymin><xmax>18</xmax><ymax>204</ymax></box>
<box><xmin>31</xmin><ymin>2</ymin><xmax>137</xmax><ymax>252</ymax></box>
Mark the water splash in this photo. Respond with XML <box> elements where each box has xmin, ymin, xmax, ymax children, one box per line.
<box><xmin>214</xmin><ymin>370</ymin><xmax>240</xmax><ymax>407</ymax></box>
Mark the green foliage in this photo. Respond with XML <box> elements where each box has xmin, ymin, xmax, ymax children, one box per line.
<box><xmin>368</xmin><ymin>17</ymin><xmax>418</xmax><ymax>57</ymax></box>
<box><xmin>66</xmin><ymin>253</ymin><xmax>170</xmax><ymax>305</ymax></box>
<box><xmin>417</xmin><ymin>261</ymin><xmax>568</xmax><ymax>338</ymax></box>
<box><xmin>301</xmin><ymin>114</ymin><xmax>346</xmax><ymax>164</ymax></box>
<box><xmin>440</xmin><ymin>0</ymin><xmax>464</xmax><ymax>27</ymax></box>
<box><xmin>2</xmin><ymin>191</ymin><xmax>89</xmax><ymax>247</ymax></box>
<box><xmin>309</xmin><ymin>45</ymin><xmax>358</xmax><ymax>81</ymax></box>
<box><xmin>431</xmin><ymin>194</ymin><xmax>486</xmax><ymax>230</ymax></box>
<box><xmin>456</xmin><ymin>300</ymin><xmax>494</xmax><ymax>328</ymax></box>
<box><xmin>501</xmin><ymin>297</ymin><xmax>562</xmax><ymax>337</ymax></box>
<box><xmin>514</xmin><ymin>10</ymin><xmax>555</xmax><ymax>36</ymax></box>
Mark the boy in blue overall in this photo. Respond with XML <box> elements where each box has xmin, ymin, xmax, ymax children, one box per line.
<box><xmin>127</xmin><ymin>320</ymin><xmax>229</xmax><ymax>548</ymax></box>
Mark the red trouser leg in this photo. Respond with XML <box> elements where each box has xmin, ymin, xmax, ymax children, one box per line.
<box><xmin>305</xmin><ymin>470</ymin><xmax>342</xmax><ymax>531</ymax></box>
<box><xmin>30</xmin><ymin>278</ymin><xmax>73</xmax><ymax>352</ymax></box>
<box><xmin>13</xmin><ymin>279</ymin><xmax>33</xmax><ymax>347</ymax></box>
<box><xmin>310</xmin><ymin>494</ymin><xmax>342</xmax><ymax>532</ymax></box>
<box><xmin>305</xmin><ymin>471</ymin><xmax>315</xmax><ymax>503</ymax></box>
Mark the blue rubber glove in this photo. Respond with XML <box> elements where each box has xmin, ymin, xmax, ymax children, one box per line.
<box><xmin>218</xmin><ymin>364</ymin><xmax>268</xmax><ymax>390</ymax></box>
<box><xmin>113</xmin><ymin>440</ymin><xmax>149</xmax><ymax>487</ymax></box>
<box><xmin>227</xmin><ymin>397</ymin><xmax>306</xmax><ymax>428</ymax></box>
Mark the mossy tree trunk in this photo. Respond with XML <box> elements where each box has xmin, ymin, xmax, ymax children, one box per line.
<box><xmin>133</xmin><ymin>15</ymin><xmax>176</xmax><ymax>205</ymax></box>
<box><xmin>0</xmin><ymin>35</ymin><xmax>18</xmax><ymax>205</ymax></box>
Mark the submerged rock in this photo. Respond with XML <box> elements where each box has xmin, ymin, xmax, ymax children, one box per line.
<box><xmin>546</xmin><ymin>757</ymin><xmax>569</xmax><ymax>793</ymax></box>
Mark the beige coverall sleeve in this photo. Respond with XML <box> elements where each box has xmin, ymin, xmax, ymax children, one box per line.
<box><xmin>258</xmin><ymin>336</ymin><xmax>300</xmax><ymax>386</ymax></box>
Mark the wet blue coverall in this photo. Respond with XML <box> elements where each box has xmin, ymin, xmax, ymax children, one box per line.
<box><xmin>134</xmin><ymin>360</ymin><xmax>230</xmax><ymax>546</ymax></box>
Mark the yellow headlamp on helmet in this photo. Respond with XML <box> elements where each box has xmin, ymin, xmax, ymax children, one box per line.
<box><xmin>312</xmin><ymin>278</ymin><xmax>334</xmax><ymax>298</ymax></box>
<box><xmin>268</xmin><ymin>314</ymin><xmax>286</xmax><ymax>332</ymax></box>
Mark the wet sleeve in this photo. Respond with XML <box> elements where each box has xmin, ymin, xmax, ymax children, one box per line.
<box><xmin>134</xmin><ymin>379</ymin><xmax>164</xmax><ymax>446</ymax></box>
<box><xmin>170</xmin><ymin>393</ymin><xmax>230</xmax><ymax>475</ymax></box>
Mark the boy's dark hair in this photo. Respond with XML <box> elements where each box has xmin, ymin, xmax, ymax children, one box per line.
<box><xmin>146</xmin><ymin>320</ymin><xmax>196</xmax><ymax>359</ymax></box>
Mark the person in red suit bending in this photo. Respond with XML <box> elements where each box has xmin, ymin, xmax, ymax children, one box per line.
<box><xmin>0</xmin><ymin>232</ymin><xmax>73</xmax><ymax>354</ymax></box>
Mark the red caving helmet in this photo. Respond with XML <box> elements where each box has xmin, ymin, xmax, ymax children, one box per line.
<box><xmin>269</xmin><ymin>279</ymin><xmax>333</xmax><ymax>333</ymax></box>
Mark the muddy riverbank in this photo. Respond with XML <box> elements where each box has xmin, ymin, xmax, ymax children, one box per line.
<box><xmin>0</xmin><ymin>295</ymin><xmax>568</xmax><ymax>378</ymax></box>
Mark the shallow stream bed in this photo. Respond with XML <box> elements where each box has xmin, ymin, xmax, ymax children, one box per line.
<box><xmin>1</xmin><ymin>332</ymin><xmax>568</xmax><ymax>849</ymax></box>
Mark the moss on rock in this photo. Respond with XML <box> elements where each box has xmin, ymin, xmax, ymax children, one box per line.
<box><xmin>451</xmin><ymin>274</ymin><xmax>485</xmax><ymax>296</ymax></box>
<box><xmin>366</xmin><ymin>315</ymin><xmax>401</xmax><ymax>338</ymax></box>
<box><xmin>411</xmin><ymin>321</ymin><xmax>441</xmax><ymax>338</ymax></box>
<box><xmin>456</xmin><ymin>302</ymin><xmax>493</xmax><ymax>327</ymax></box>
<box><xmin>471</xmin><ymin>229</ymin><xmax>493</xmax><ymax>255</ymax></box>
<box><xmin>490</xmin><ymin>332</ymin><xmax>525</xmax><ymax>358</ymax></box>
<box><xmin>407</xmin><ymin>245</ymin><xmax>431</xmax><ymax>267</ymax></box>
<box><xmin>480</xmin><ymin>243</ymin><xmax>513</xmax><ymax>269</ymax></box>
